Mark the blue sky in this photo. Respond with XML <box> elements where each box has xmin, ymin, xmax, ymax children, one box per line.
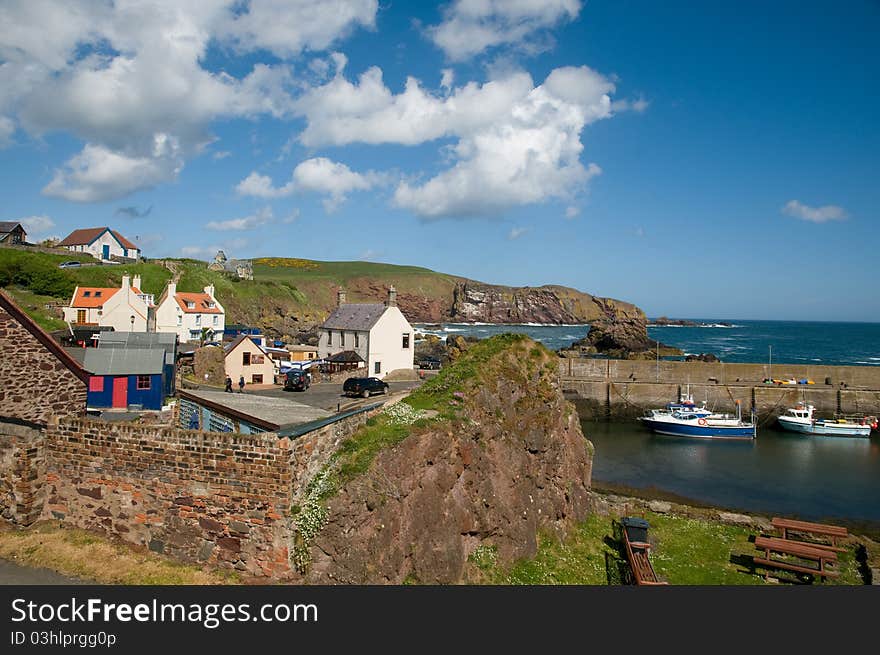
<box><xmin>1</xmin><ymin>1</ymin><xmax>878</xmax><ymax>321</ymax></box>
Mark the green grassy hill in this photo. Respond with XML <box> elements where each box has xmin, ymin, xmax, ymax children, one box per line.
<box><xmin>0</xmin><ymin>248</ymin><xmax>642</xmax><ymax>339</ymax></box>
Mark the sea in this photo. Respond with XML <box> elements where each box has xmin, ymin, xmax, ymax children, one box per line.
<box><xmin>413</xmin><ymin>319</ymin><xmax>880</xmax><ymax>366</ymax></box>
<box><xmin>414</xmin><ymin>320</ymin><xmax>880</xmax><ymax>527</ymax></box>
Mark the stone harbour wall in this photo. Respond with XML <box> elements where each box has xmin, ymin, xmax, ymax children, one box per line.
<box><xmin>42</xmin><ymin>418</ymin><xmax>296</xmax><ymax>578</ymax></box>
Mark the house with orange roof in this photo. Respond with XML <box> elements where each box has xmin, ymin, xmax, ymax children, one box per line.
<box><xmin>62</xmin><ymin>274</ymin><xmax>154</xmax><ymax>332</ymax></box>
<box><xmin>57</xmin><ymin>226</ymin><xmax>141</xmax><ymax>261</ymax></box>
<box><xmin>155</xmin><ymin>281</ymin><xmax>225</xmax><ymax>343</ymax></box>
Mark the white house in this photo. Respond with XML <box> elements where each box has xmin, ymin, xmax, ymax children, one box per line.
<box><xmin>62</xmin><ymin>274</ymin><xmax>153</xmax><ymax>332</ymax></box>
<box><xmin>318</xmin><ymin>287</ymin><xmax>414</xmax><ymax>379</ymax></box>
<box><xmin>155</xmin><ymin>282</ymin><xmax>225</xmax><ymax>343</ymax></box>
<box><xmin>57</xmin><ymin>227</ymin><xmax>141</xmax><ymax>261</ymax></box>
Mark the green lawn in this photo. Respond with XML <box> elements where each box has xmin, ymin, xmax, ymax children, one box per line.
<box><xmin>481</xmin><ymin>511</ymin><xmax>865</xmax><ymax>585</ymax></box>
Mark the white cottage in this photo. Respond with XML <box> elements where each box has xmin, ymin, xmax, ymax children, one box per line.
<box><xmin>62</xmin><ymin>274</ymin><xmax>153</xmax><ymax>331</ymax></box>
<box><xmin>155</xmin><ymin>282</ymin><xmax>225</xmax><ymax>343</ymax></box>
<box><xmin>318</xmin><ymin>287</ymin><xmax>414</xmax><ymax>379</ymax></box>
<box><xmin>57</xmin><ymin>227</ymin><xmax>141</xmax><ymax>261</ymax></box>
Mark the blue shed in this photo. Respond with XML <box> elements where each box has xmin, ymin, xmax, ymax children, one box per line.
<box><xmin>83</xmin><ymin>348</ymin><xmax>167</xmax><ymax>410</ymax></box>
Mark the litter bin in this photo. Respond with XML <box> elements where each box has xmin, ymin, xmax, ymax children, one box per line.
<box><xmin>825</xmin><ymin>376</ymin><xmax>832</xmax><ymax>385</ymax></box>
<box><xmin>621</xmin><ymin>516</ymin><xmax>649</xmax><ymax>543</ymax></box>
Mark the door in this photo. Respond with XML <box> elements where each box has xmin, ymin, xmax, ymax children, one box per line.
<box><xmin>112</xmin><ymin>377</ymin><xmax>127</xmax><ymax>408</ymax></box>
<box><xmin>102</xmin><ymin>244</ymin><xmax>110</xmax><ymax>259</ymax></box>
<box><xmin>76</xmin><ymin>309</ymin><xmax>86</xmax><ymax>324</ymax></box>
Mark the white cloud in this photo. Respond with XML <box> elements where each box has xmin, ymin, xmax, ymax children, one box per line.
<box><xmin>782</xmin><ymin>200</ymin><xmax>848</xmax><ymax>223</ymax></box>
<box><xmin>427</xmin><ymin>0</ymin><xmax>582</xmax><ymax>61</ymax></box>
<box><xmin>611</xmin><ymin>96</ymin><xmax>650</xmax><ymax>113</ymax></box>
<box><xmin>42</xmin><ymin>138</ymin><xmax>183</xmax><ymax>202</ymax></box>
<box><xmin>0</xmin><ymin>116</ymin><xmax>14</xmax><ymax>148</ymax></box>
<box><xmin>181</xmin><ymin>237</ymin><xmax>249</xmax><ymax>258</ymax></box>
<box><xmin>206</xmin><ymin>206</ymin><xmax>274</xmax><ymax>231</ymax></box>
<box><xmin>212</xmin><ymin>150</ymin><xmax>231</xmax><ymax>160</ymax></box>
<box><xmin>565</xmin><ymin>206</ymin><xmax>580</xmax><ymax>219</ymax></box>
<box><xmin>280</xmin><ymin>209</ymin><xmax>300</xmax><ymax>224</ymax></box>
<box><xmin>0</xmin><ymin>1</ymin><xmax>376</xmax><ymax>202</ymax></box>
<box><xmin>508</xmin><ymin>227</ymin><xmax>528</xmax><ymax>240</ymax></box>
<box><xmin>236</xmin><ymin>157</ymin><xmax>384</xmax><ymax>211</ymax></box>
<box><xmin>218</xmin><ymin>0</ymin><xmax>378</xmax><ymax>59</ymax></box>
<box><xmin>18</xmin><ymin>215</ymin><xmax>56</xmax><ymax>237</ymax></box>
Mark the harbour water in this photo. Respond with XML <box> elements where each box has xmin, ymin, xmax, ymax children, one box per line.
<box><xmin>414</xmin><ymin>320</ymin><xmax>880</xmax><ymax>366</ymax></box>
<box><xmin>584</xmin><ymin>419</ymin><xmax>880</xmax><ymax>530</ymax></box>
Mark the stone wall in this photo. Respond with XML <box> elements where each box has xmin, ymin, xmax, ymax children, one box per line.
<box><xmin>0</xmin><ymin>421</ymin><xmax>45</xmax><ymax>525</ymax></box>
<box><xmin>42</xmin><ymin>418</ymin><xmax>295</xmax><ymax>578</ymax></box>
<box><xmin>0</xmin><ymin>297</ymin><xmax>87</xmax><ymax>425</ymax></box>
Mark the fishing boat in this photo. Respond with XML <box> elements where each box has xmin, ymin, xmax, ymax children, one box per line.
<box><xmin>777</xmin><ymin>403</ymin><xmax>877</xmax><ymax>437</ymax></box>
<box><xmin>642</xmin><ymin>386</ymin><xmax>713</xmax><ymax>420</ymax></box>
<box><xmin>640</xmin><ymin>398</ymin><xmax>756</xmax><ymax>440</ymax></box>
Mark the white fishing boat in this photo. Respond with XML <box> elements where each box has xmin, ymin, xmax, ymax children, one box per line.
<box><xmin>777</xmin><ymin>403</ymin><xmax>877</xmax><ymax>437</ymax></box>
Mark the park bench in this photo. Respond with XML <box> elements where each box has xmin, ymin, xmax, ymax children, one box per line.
<box><xmin>753</xmin><ymin>535</ymin><xmax>839</xmax><ymax>582</ymax></box>
<box><xmin>621</xmin><ymin>517</ymin><xmax>668</xmax><ymax>586</ymax></box>
<box><xmin>770</xmin><ymin>517</ymin><xmax>849</xmax><ymax>553</ymax></box>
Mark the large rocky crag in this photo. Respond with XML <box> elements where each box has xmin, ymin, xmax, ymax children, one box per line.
<box><xmin>304</xmin><ymin>337</ymin><xmax>594</xmax><ymax>584</ymax></box>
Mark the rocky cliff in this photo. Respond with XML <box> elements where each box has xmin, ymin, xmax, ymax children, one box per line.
<box><xmin>297</xmin><ymin>335</ymin><xmax>594</xmax><ymax>584</ymax></box>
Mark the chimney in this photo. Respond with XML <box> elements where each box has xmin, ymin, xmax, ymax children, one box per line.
<box><xmin>387</xmin><ymin>285</ymin><xmax>397</xmax><ymax>307</ymax></box>
<box><xmin>166</xmin><ymin>281</ymin><xmax>176</xmax><ymax>299</ymax></box>
<box><xmin>132</xmin><ymin>274</ymin><xmax>142</xmax><ymax>290</ymax></box>
<box><xmin>337</xmin><ymin>288</ymin><xmax>346</xmax><ymax>306</ymax></box>
<box><xmin>204</xmin><ymin>284</ymin><xmax>215</xmax><ymax>299</ymax></box>
<box><xmin>121</xmin><ymin>274</ymin><xmax>131</xmax><ymax>291</ymax></box>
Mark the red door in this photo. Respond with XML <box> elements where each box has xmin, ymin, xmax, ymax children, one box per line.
<box><xmin>112</xmin><ymin>377</ymin><xmax>128</xmax><ymax>408</ymax></box>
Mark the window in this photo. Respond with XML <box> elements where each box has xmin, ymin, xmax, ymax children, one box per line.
<box><xmin>374</xmin><ymin>361</ymin><xmax>381</xmax><ymax>374</ymax></box>
<box><xmin>243</xmin><ymin>352</ymin><xmax>251</xmax><ymax>366</ymax></box>
<box><xmin>176</xmin><ymin>315</ymin><xmax>182</xmax><ymax>326</ymax></box>
<box><xmin>252</xmin><ymin>374</ymin><xmax>263</xmax><ymax>384</ymax></box>
<box><xmin>402</xmin><ymin>333</ymin><xmax>410</xmax><ymax>349</ymax></box>
<box><xmin>136</xmin><ymin>375</ymin><xmax>151</xmax><ymax>390</ymax></box>
<box><xmin>186</xmin><ymin>301</ymin><xmax>195</xmax><ymax>309</ymax></box>
<box><xmin>328</xmin><ymin>330</ymin><xmax>332</xmax><ymax>346</ymax></box>
<box><xmin>89</xmin><ymin>376</ymin><xmax>104</xmax><ymax>392</ymax></box>
<box><xmin>307</xmin><ymin>353</ymin><xmax>314</xmax><ymax>360</ymax></box>
<box><xmin>94</xmin><ymin>291</ymin><xmax>102</xmax><ymax>297</ymax></box>
<box><xmin>195</xmin><ymin>314</ymin><xmax>201</xmax><ymax>325</ymax></box>
<box><xmin>213</xmin><ymin>315</ymin><xmax>218</xmax><ymax>325</ymax></box>
<box><xmin>83</xmin><ymin>291</ymin><xmax>91</xmax><ymax>297</ymax></box>
<box><xmin>354</xmin><ymin>332</ymin><xmax>359</xmax><ymax>347</ymax></box>
<box><xmin>252</xmin><ymin>354</ymin><xmax>265</xmax><ymax>365</ymax></box>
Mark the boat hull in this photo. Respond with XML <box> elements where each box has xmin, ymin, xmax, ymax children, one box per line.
<box><xmin>639</xmin><ymin>418</ymin><xmax>756</xmax><ymax>440</ymax></box>
<box><xmin>777</xmin><ymin>416</ymin><xmax>871</xmax><ymax>437</ymax></box>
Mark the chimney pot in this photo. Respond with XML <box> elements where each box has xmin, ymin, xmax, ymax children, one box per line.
<box><xmin>387</xmin><ymin>285</ymin><xmax>397</xmax><ymax>307</ymax></box>
<box><xmin>337</xmin><ymin>289</ymin><xmax>347</xmax><ymax>306</ymax></box>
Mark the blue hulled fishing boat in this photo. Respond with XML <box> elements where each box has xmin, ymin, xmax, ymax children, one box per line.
<box><xmin>640</xmin><ymin>396</ymin><xmax>756</xmax><ymax>440</ymax></box>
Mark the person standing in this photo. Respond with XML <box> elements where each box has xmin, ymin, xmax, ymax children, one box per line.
<box><xmin>238</xmin><ymin>375</ymin><xmax>245</xmax><ymax>393</ymax></box>
<box><xmin>225</xmin><ymin>375</ymin><xmax>233</xmax><ymax>393</ymax></box>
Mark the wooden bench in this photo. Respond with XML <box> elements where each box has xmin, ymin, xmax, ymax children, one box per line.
<box><xmin>770</xmin><ymin>517</ymin><xmax>849</xmax><ymax>552</ymax></box>
<box><xmin>621</xmin><ymin>517</ymin><xmax>668</xmax><ymax>586</ymax></box>
<box><xmin>753</xmin><ymin>536</ymin><xmax>839</xmax><ymax>582</ymax></box>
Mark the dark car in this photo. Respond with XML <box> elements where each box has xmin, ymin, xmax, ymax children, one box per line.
<box><xmin>284</xmin><ymin>370</ymin><xmax>311</xmax><ymax>391</ymax></box>
<box><xmin>343</xmin><ymin>376</ymin><xmax>389</xmax><ymax>398</ymax></box>
<box><xmin>417</xmin><ymin>356</ymin><xmax>442</xmax><ymax>370</ymax></box>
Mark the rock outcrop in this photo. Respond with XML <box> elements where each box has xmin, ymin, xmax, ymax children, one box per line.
<box><xmin>303</xmin><ymin>336</ymin><xmax>593</xmax><ymax>584</ymax></box>
<box><xmin>562</xmin><ymin>315</ymin><xmax>683</xmax><ymax>359</ymax></box>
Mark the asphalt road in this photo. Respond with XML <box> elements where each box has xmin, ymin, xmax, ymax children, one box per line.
<box><xmin>252</xmin><ymin>379</ymin><xmax>423</xmax><ymax>412</ymax></box>
<box><xmin>0</xmin><ymin>559</ymin><xmax>89</xmax><ymax>585</ymax></box>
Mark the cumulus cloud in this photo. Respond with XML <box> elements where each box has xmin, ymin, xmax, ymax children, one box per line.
<box><xmin>206</xmin><ymin>206</ymin><xmax>274</xmax><ymax>231</ymax></box>
<box><xmin>565</xmin><ymin>206</ymin><xmax>580</xmax><ymax>219</ymax></box>
<box><xmin>0</xmin><ymin>116</ymin><xmax>15</xmax><ymax>148</ymax></box>
<box><xmin>782</xmin><ymin>200</ymin><xmax>848</xmax><ymax>223</ymax></box>
<box><xmin>236</xmin><ymin>157</ymin><xmax>384</xmax><ymax>211</ymax></box>
<box><xmin>1</xmin><ymin>1</ymin><xmax>378</xmax><ymax>202</ymax></box>
<box><xmin>18</xmin><ymin>215</ymin><xmax>56</xmax><ymax>237</ymax></box>
<box><xmin>427</xmin><ymin>0</ymin><xmax>582</xmax><ymax>61</ymax></box>
<box><xmin>508</xmin><ymin>227</ymin><xmax>528</xmax><ymax>240</ymax></box>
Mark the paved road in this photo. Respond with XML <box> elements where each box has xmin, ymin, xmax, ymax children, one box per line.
<box><xmin>252</xmin><ymin>379</ymin><xmax>423</xmax><ymax>412</ymax></box>
<box><xmin>0</xmin><ymin>559</ymin><xmax>90</xmax><ymax>585</ymax></box>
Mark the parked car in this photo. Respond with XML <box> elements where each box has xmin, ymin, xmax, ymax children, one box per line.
<box><xmin>343</xmin><ymin>376</ymin><xmax>389</xmax><ymax>398</ymax></box>
<box><xmin>417</xmin><ymin>356</ymin><xmax>442</xmax><ymax>370</ymax></box>
<box><xmin>58</xmin><ymin>261</ymin><xmax>82</xmax><ymax>269</ymax></box>
<box><xmin>284</xmin><ymin>370</ymin><xmax>311</xmax><ymax>391</ymax></box>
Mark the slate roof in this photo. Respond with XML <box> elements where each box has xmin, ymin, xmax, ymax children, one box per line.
<box><xmin>223</xmin><ymin>334</ymin><xmax>267</xmax><ymax>355</ymax></box>
<box><xmin>327</xmin><ymin>350</ymin><xmax>364</xmax><ymax>363</ymax></box>
<box><xmin>83</xmin><ymin>347</ymin><xmax>166</xmax><ymax>375</ymax></box>
<box><xmin>96</xmin><ymin>332</ymin><xmax>177</xmax><ymax>360</ymax></box>
<box><xmin>180</xmin><ymin>389</ymin><xmax>331</xmax><ymax>431</ymax></box>
<box><xmin>0</xmin><ymin>221</ymin><xmax>25</xmax><ymax>233</ymax></box>
<box><xmin>58</xmin><ymin>227</ymin><xmax>139</xmax><ymax>250</ymax></box>
<box><xmin>321</xmin><ymin>303</ymin><xmax>387</xmax><ymax>331</ymax></box>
